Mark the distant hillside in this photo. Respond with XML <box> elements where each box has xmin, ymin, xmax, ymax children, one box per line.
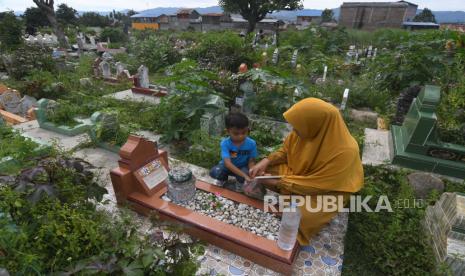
<box><xmin>13</xmin><ymin>5</ymin><xmax>465</xmax><ymax>23</ymax></box>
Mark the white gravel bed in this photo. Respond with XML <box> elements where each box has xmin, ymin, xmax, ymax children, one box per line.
<box><xmin>162</xmin><ymin>190</ymin><xmax>281</xmax><ymax>240</ymax></box>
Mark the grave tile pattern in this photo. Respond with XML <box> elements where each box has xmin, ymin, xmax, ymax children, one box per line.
<box><xmin>199</xmin><ymin>213</ymin><xmax>348</xmax><ymax>276</ymax></box>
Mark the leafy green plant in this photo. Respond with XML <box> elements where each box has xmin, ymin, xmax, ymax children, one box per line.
<box><xmin>343</xmin><ymin>166</ymin><xmax>437</xmax><ymax>275</ymax></box>
<box><xmin>46</xmin><ymin>100</ymin><xmax>80</xmax><ymax>127</ymax></box>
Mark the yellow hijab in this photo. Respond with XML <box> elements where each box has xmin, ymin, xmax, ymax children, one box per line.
<box><xmin>272</xmin><ymin>98</ymin><xmax>364</xmax><ymax>194</ymax></box>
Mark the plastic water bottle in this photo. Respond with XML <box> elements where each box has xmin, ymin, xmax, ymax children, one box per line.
<box><xmin>277</xmin><ymin>203</ymin><xmax>301</xmax><ymax>250</ymax></box>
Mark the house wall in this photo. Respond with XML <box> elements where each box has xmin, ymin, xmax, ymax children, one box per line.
<box><xmin>339</xmin><ymin>3</ymin><xmax>413</xmax><ymax>30</ymax></box>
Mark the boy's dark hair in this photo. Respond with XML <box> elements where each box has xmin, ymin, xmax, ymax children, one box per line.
<box><xmin>225</xmin><ymin>112</ymin><xmax>249</xmax><ymax>129</ymax></box>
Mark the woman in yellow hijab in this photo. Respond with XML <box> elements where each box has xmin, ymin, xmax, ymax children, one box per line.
<box><xmin>249</xmin><ymin>98</ymin><xmax>364</xmax><ymax>245</ymax></box>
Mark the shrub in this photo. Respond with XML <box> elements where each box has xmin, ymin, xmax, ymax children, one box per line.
<box><xmin>100</xmin><ymin>27</ymin><xmax>127</xmax><ymax>44</ymax></box>
<box><xmin>130</xmin><ymin>34</ymin><xmax>180</xmax><ymax>72</ymax></box>
<box><xmin>0</xmin><ymin>12</ymin><xmax>23</xmax><ymax>51</ymax></box>
<box><xmin>4</xmin><ymin>44</ymin><xmax>55</xmax><ymax>80</ymax></box>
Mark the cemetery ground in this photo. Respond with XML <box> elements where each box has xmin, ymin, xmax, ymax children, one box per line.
<box><xmin>1</xmin><ymin>26</ymin><xmax>465</xmax><ymax>275</ymax></box>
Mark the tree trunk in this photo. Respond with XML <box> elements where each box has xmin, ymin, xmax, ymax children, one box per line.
<box><xmin>247</xmin><ymin>19</ymin><xmax>256</xmax><ymax>34</ymax></box>
<box><xmin>45</xmin><ymin>12</ymin><xmax>68</xmax><ymax>48</ymax></box>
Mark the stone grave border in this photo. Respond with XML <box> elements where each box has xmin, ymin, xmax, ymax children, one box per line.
<box><xmin>128</xmin><ymin>181</ymin><xmax>299</xmax><ymax>275</ymax></box>
<box><xmin>88</xmin><ymin>111</ymin><xmax>121</xmax><ymax>153</ymax></box>
<box><xmin>110</xmin><ymin>136</ymin><xmax>299</xmax><ymax>275</ymax></box>
<box><xmin>35</xmin><ymin>99</ymin><xmax>92</xmax><ymax>137</ymax></box>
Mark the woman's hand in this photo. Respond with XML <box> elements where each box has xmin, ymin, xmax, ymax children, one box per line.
<box><xmin>249</xmin><ymin>158</ymin><xmax>271</xmax><ymax>178</ymax></box>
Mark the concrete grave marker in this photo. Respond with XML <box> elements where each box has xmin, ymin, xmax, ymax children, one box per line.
<box><xmin>0</xmin><ymin>90</ymin><xmax>22</xmax><ymax>115</ymax></box>
<box><xmin>115</xmin><ymin>62</ymin><xmax>125</xmax><ymax>76</ymax></box>
<box><xmin>340</xmin><ymin>88</ymin><xmax>350</xmax><ymax>111</ymax></box>
<box><xmin>272</xmin><ymin>48</ymin><xmax>279</xmax><ymax>65</ymax></box>
<box><xmin>200</xmin><ymin>95</ymin><xmax>225</xmax><ymax>136</ymax></box>
<box><xmin>391</xmin><ymin>85</ymin><xmax>465</xmax><ymax>178</ymax></box>
<box><xmin>99</xmin><ymin>61</ymin><xmax>111</xmax><ymax>79</ymax></box>
<box><xmin>137</xmin><ymin>65</ymin><xmax>150</xmax><ymax>89</ymax></box>
<box><xmin>291</xmin><ymin>49</ymin><xmax>298</xmax><ymax>68</ymax></box>
<box><xmin>323</xmin><ymin>65</ymin><xmax>328</xmax><ymax>82</ymax></box>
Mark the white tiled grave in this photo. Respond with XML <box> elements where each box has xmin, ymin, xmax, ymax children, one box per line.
<box><xmin>105</xmin><ymin>89</ymin><xmax>161</xmax><ymax>105</ymax></box>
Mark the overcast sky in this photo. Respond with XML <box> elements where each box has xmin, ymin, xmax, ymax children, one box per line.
<box><xmin>1</xmin><ymin>0</ymin><xmax>464</xmax><ymax>12</ymax></box>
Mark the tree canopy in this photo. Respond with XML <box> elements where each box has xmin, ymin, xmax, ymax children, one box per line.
<box><xmin>219</xmin><ymin>0</ymin><xmax>303</xmax><ymax>33</ymax></box>
<box><xmin>0</xmin><ymin>12</ymin><xmax>23</xmax><ymax>50</ymax></box>
<box><xmin>56</xmin><ymin>3</ymin><xmax>78</xmax><ymax>25</ymax></box>
<box><xmin>321</xmin><ymin>9</ymin><xmax>334</xmax><ymax>23</ymax></box>
<box><xmin>23</xmin><ymin>7</ymin><xmax>49</xmax><ymax>34</ymax></box>
<box><xmin>413</xmin><ymin>8</ymin><xmax>437</xmax><ymax>23</ymax></box>
<box><xmin>79</xmin><ymin>12</ymin><xmax>111</xmax><ymax>27</ymax></box>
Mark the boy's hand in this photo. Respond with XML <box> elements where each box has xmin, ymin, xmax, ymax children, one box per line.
<box><xmin>249</xmin><ymin>158</ymin><xmax>270</xmax><ymax>178</ymax></box>
<box><xmin>244</xmin><ymin>175</ymin><xmax>252</xmax><ymax>183</ymax></box>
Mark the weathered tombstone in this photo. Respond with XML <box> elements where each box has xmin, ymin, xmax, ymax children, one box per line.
<box><xmin>0</xmin><ymin>90</ymin><xmax>22</xmax><ymax>115</ymax></box>
<box><xmin>89</xmin><ymin>36</ymin><xmax>96</xmax><ymax>46</ymax></box>
<box><xmin>391</xmin><ymin>85</ymin><xmax>465</xmax><ymax>178</ymax></box>
<box><xmin>115</xmin><ymin>62</ymin><xmax>126</xmax><ymax>76</ymax></box>
<box><xmin>240</xmin><ymin>80</ymin><xmax>255</xmax><ymax>114</ymax></box>
<box><xmin>340</xmin><ymin>88</ymin><xmax>350</xmax><ymax>111</ymax></box>
<box><xmin>102</xmin><ymin>52</ymin><xmax>113</xmax><ymax>61</ymax></box>
<box><xmin>367</xmin><ymin>45</ymin><xmax>373</xmax><ymax>58</ymax></box>
<box><xmin>290</xmin><ymin>50</ymin><xmax>298</xmax><ymax>69</ymax></box>
<box><xmin>137</xmin><ymin>65</ymin><xmax>150</xmax><ymax>88</ymax></box>
<box><xmin>201</xmin><ymin>96</ymin><xmax>226</xmax><ymax>136</ymax></box>
<box><xmin>98</xmin><ymin>112</ymin><xmax>120</xmax><ymax>142</ymax></box>
<box><xmin>272</xmin><ymin>32</ymin><xmax>277</xmax><ymax>46</ymax></box>
<box><xmin>19</xmin><ymin>95</ymin><xmax>37</xmax><ymax>117</ymax></box>
<box><xmin>99</xmin><ymin>61</ymin><xmax>111</xmax><ymax>79</ymax></box>
<box><xmin>322</xmin><ymin>65</ymin><xmax>328</xmax><ymax>82</ymax></box>
<box><xmin>80</xmin><ymin>78</ymin><xmax>93</xmax><ymax>87</ymax></box>
<box><xmin>425</xmin><ymin>192</ymin><xmax>465</xmax><ymax>275</ymax></box>
<box><xmin>77</xmin><ymin>36</ymin><xmax>84</xmax><ymax>55</ymax></box>
<box><xmin>272</xmin><ymin>48</ymin><xmax>279</xmax><ymax>65</ymax></box>
<box><xmin>373</xmin><ymin>48</ymin><xmax>378</xmax><ymax>59</ymax></box>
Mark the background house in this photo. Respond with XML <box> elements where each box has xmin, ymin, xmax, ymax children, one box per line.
<box><xmin>339</xmin><ymin>1</ymin><xmax>418</xmax><ymax>30</ymax></box>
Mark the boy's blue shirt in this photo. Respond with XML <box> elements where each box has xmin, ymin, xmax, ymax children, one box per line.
<box><xmin>220</xmin><ymin>137</ymin><xmax>258</xmax><ymax>168</ymax></box>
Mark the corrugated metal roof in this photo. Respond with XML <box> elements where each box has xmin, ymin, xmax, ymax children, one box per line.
<box><xmin>341</xmin><ymin>2</ymin><xmax>409</xmax><ymax>8</ymax></box>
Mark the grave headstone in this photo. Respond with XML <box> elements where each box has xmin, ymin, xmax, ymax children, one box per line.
<box><xmin>137</xmin><ymin>65</ymin><xmax>150</xmax><ymax>89</ymax></box>
<box><xmin>373</xmin><ymin>48</ymin><xmax>378</xmax><ymax>59</ymax></box>
<box><xmin>115</xmin><ymin>62</ymin><xmax>126</xmax><ymax>76</ymax></box>
<box><xmin>0</xmin><ymin>90</ymin><xmax>22</xmax><ymax>115</ymax></box>
<box><xmin>322</xmin><ymin>65</ymin><xmax>328</xmax><ymax>82</ymax></box>
<box><xmin>272</xmin><ymin>48</ymin><xmax>279</xmax><ymax>65</ymax></box>
<box><xmin>290</xmin><ymin>50</ymin><xmax>298</xmax><ymax>69</ymax></box>
<box><xmin>110</xmin><ymin>135</ymin><xmax>169</xmax><ymax>202</ymax></box>
<box><xmin>98</xmin><ymin>112</ymin><xmax>120</xmax><ymax>142</ymax></box>
<box><xmin>102</xmin><ymin>52</ymin><xmax>113</xmax><ymax>61</ymax></box>
<box><xmin>425</xmin><ymin>192</ymin><xmax>465</xmax><ymax>275</ymax></box>
<box><xmin>240</xmin><ymin>80</ymin><xmax>255</xmax><ymax>114</ymax></box>
<box><xmin>89</xmin><ymin>36</ymin><xmax>96</xmax><ymax>46</ymax></box>
<box><xmin>80</xmin><ymin>78</ymin><xmax>93</xmax><ymax>87</ymax></box>
<box><xmin>340</xmin><ymin>88</ymin><xmax>350</xmax><ymax>111</ymax></box>
<box><xmin>99</xmin><ymin>61</ymin><xmax>111</xmax><ymax>79</ymax></box>
<box><xmin>19</xmin><ymin>95</ymin><xmax>37</xmax><ymax>117</ymax></box>
<box><xmin>200</xmin><ymin>95</ymin><xmax>226</xmax><ymax>136</ymax></box>
<box><xmin>272</xmin><ymin>32</ymin><xmax>277</xmax><ymax>46</ymax></box>
<box><xmin>391</xmin><ymin>85</ymin><xmax>465</xmax><ymax>178</ymax></box>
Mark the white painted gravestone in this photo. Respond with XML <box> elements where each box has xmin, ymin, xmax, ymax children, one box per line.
<box><xmin>99</xmin><ymin>61</ymin><xmax>111</xmax><ymax>79</ymax></box>
<box><xmin>291</xmin><ymin>50</ymin><xmax>298</xmax><ymax>68</ymax></box>
<box><xmin>340</xmin><ymin>88</ymin><xmax>350</xmax><ymax>111</ymax></box>
<box><xmin>200</xmin><ymin>95</ymin><xmax>226</xmax><ymax>136</ymax></box>
<box><xmin>272</xmin><ymin>48</ymin><xmax>279</xmax><ymax>65</ymax></box>
<box><xmin>323</xmin><ymin>65</ymin><xmax>328</xmax><ymax>82</ymax></box>
<box><xmin>137</xmin><ymin>65</ymin><xmax>150</xmax><ymax>89</ymax></box>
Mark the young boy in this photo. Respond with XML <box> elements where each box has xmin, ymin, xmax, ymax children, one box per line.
<box><xmin>210</xmin><ymin>112</ymin><xmax>258</xmax><ymax>191</ymax></box>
